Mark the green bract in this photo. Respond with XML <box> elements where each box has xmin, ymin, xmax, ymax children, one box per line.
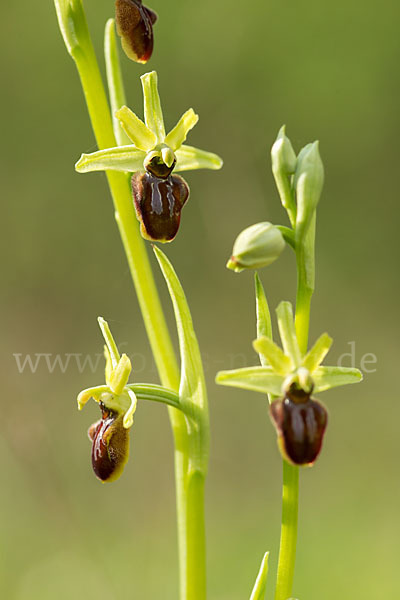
<box><xmin>216</xmin><ymin>300</ymin><xmax>362</xmax><ymax>399</ymax></box>
<box><xmin>75</xmin><ymin>71</ymin><xmax>223</xmax><ymax>176</ymax></box>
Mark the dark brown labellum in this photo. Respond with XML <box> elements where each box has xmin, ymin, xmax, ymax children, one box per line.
<box><xmin>131</xmin><ymin>172</ymin><xmax>190</xmax><ymax>242</ymax></box>
<box><xmin>115</xmin><ymin>0</ymin><xmax>157</xmax><ymax>64</ymax></box>
<box><xmin>89</xmin><ymin>407</ymin><xmax>130</xmax><ymax>482</ymax></box>
<box><xmin>269</xmin><ymin>387</ymin><xmax>328</xmax><ymax>466</ymax></box>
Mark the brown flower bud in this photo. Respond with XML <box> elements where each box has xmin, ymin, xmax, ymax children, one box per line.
<box><xmin>131</xmin><ymin>172</ymin><xmax>190</xmax><ymax>242</ymax></box>
<box><xmin>269</xmin><ymin>386</ymin><xmax>328</xmax><ymax>466</ymax></box>
<box><xmin>89</xmin><ymin>405</ymin><xmax>130</xmax><ymax>482</ymax></box>
<box><xmin>115</xmin><ymin>0</ymin><xmax>157</xmax><ymax>64</ymax></box>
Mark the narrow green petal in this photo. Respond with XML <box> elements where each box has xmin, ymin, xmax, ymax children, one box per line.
<box><xmin>313</xmin><ymin>366</ymin><xmax>363</xmax><ymax>393</ymax></box>
<box><xmin>115</xmin><ymin>105</ymin><xmax>156</xmax><ymax>151</ymax></box>
<box><xmin>75</xmin><ymin>146</ymin><xmax>146</xmax><ymax>173</ymax></box>
<box><xmin>276</xmin><ymin>301</ymin><xmax>302</xmax><ymax>366</ymax></box>
<box><xmin>154</xmin><ymin>246</ymin><xmax>209</xmax><ymax>474</ymax></box>
<box><xmin>77</xmin><ymin>385</ymin><xmax>110</xmax><ymax>410</ymax></box>
<box><xmin>253</xmin><ymin>337</ymin><xmax>292</xmax><ymax>375</ymax></box>
<box><xmin>174</xmin><ymin>144</ymin><xmax>223</xmax><ymax>172</ymax></box>
<box><xmin>165</xmin><ymin>108</ymin><xmax>199</xmax><ymax>151</ymax></box>
<box><xmin>302</xmin><ymin>333</ymin><xmax>333</xmax><ymax>372</ymax></box>
<box><xmin>109</xmin><ymin>353</ymin><xmax>132</xmax><ymax>395</ymax></box>
<box><xmin>216</xmin><ymin>367</ymin><xmax>285</xmax><ymax>396</ymax></box>
<box><xmin>250</xmin><ymin>553</ymin><xmax>269</xmax><ymax>600</ymax></box>
<box><xmin>104</xmin><ymin>19</ymin><xmax>131</xmax><ymax>146</ymax></box>
<box><xmin>123</xmin><ymin>389</ymin><xmax>137</xmax><ymax>429</ymax></box>
<box><xmin>141</xmin><ymin>71</ymin><xmax>165</xmax><ymax>143</ymax></box>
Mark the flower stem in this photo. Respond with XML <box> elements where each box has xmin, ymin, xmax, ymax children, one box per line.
<box><xmin>54</xmin><ymin>4</ymin><xmax>205</xmax><ymax>597</ymax></box>
<box><xmin>274</xmin><ymin>214</ymin><xmax>316</xmax><ymax>600</ymax></box>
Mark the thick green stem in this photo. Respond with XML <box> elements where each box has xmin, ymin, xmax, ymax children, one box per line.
<box><xmin>183</xmin><ymin>472</ymin><xmax>207</xmax><ymax>600</ymax></box>
<box><xmin>274</xmin><ymin>461</ymin><xmax>299</xmax><ymax>600</ymax></box>
<box><xmin>274</xmin><ymin>214</ymin><xmax>316</xmax><ymax>600</ymax></box>
<box><xmin>58</xmin><ymin>8</ymin><xmax>205</xmax><ymax>598</ymax></box>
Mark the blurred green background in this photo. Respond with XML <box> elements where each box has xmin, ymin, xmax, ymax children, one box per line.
<box><xmin>2</xmin><ymin>0</ymin><xmax>399</xmax><ymax>598</ymax></box>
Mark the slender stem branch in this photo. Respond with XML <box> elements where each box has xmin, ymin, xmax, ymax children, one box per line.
<box><xmin>274</xmin><ymin>214</ymin><xmax>316</xmax><ymax>600</ymax></box>
<box><xmin>62</xmin><ymin>12</ymin><xmax>205</xmax><ymax>599</ymax></box>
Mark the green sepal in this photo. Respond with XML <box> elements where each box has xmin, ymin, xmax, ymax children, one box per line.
<box><xmin>174</xmin><ymin>145</ymin><xmax>223</xmax><ymax>172</ymax></box>
<box><xmin>312</xmin><ymin>365</ymin><xmax>363</xmax><ymax>392</ymax></box>
<box><xmin>165</xmin><ymin>109</ymin><xmax>199</xmax><ymax>151</ymax></box>
<box><xmin>75</xmin><ymin>146</ymin><xmax>146</xmax><ymax>173</ymax></box>
<box><xmin>249</xmin><ymin>552</ymin><xmax>269</xmax><ymax>600</ymax></box>
<box><xmin>98</xmin><ymin>316</ymin><xmax>120</xmax><ymax>368</ymax></box>
<box><xmin>302</xmin><ymin>332</ymin><xmax>333</xmax><ymax>372</ymax></box>
<box><xmin>141</xmin><ymin>71</ymin><xmax>165</xmax><ymax>143</ymax></box>
<box><xmin>253</xmin><ymin>337</ymin><xmax>292</xmax><ymax>375</ymax></box>
<box><xmin>216</xmin><ymin>366</ymin><xmax>285</xmax><ymax>396</ymax></box>
<box><xmin>115</xmin><ymin>106</ymin><xmax>157</xmax><ymax>151</ymax></box>
<box><xmin>276</xmin><ymin>301</ymin><xmax>302</xmax><ymax>366</ymax></box>
<box><xmin>104</xmin><ymin>19</ymin><xmax>131</xmax><ymax>147</ymax></box>
<box><xmin>154</xmin><ymin>246</ymin><xmax>209</xmax><ymax>475</ymax></box>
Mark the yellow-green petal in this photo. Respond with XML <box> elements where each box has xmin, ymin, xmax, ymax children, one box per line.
<box><xmin>174</xmin><ymin>144</ymin><xmax>223</xmax><ymax>172</ymax></box>
<box><xmin>115</xmin><ymin>106</ymin><xmax>156</xmax><ymax>151</ymax></box>
<box><xmin>165</xmin><ymin>108</ymin><xmax>199</xmax><ymax>151</ymax></box>
<box><xmin>75</xmin><ymin>146</ymin><xmax>146</xmax><ymax>173</ymax></box>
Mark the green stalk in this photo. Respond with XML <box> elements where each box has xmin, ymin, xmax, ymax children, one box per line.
<box><xmin>274</xmin><ymin>214</ymin><xmax>316</xmax><ymax>600</ymax></box>
<box><xmin>54</xmin><ymin>4</ymin><xmax>204</xmax><ymax>598</ymax></box>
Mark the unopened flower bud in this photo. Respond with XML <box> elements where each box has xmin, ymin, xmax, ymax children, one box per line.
<box><xmin>271</xmin><ymin>126</ymin><xmax>297</xmax><ymax>220</ymax></box>
<box><xmin>131</xmin><ymin>172</ymin><xmax>190</xmax><ymax>242</ymax></box>
<box><xmin>294</xmin><ymin>141</ymin><xmax>324</xmax><ymax>241</ymax></box>
<box><xmin>89</xmin><ymin>404</ymin><xmax>130</xmax><ymax>482</ymax></box>
<box><xmin>115</xmin><ymin>0</ymin><xmax>157</xmax><ymax>64</ymax></box>
<box><xmin>271</xmin><ymin>125</ymin><xmax>297</xmax><ymax>177</ymax></box>
<box><xmin>227</xmin><ymin>222</ymin><xmax>285</xmax><ymax>273</ymax></box>
<box><xmin>269</xmin><ymin>385</ymin><xmax>328</xmax><ymax>466</ymax></box>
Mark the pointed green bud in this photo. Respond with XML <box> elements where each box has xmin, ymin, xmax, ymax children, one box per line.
<box><xmin>294</xmin><ymin>141</ymin><xmax>324</xmax><ymax>242</ymax></box>
<box><xmin>271</xmin><ymin>126</ymin><xmax>297</xmax><ymax>225</ymax></box>
<box><xmin>227</xmin><ymin>222</ymin><xmax>285</xmax><ymax>273</ymax></box>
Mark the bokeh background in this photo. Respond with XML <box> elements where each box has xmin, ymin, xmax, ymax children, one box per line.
<box><xmin>2</xmin><ymin>0</ymin><xmax>399</xmax><ymax>598</ymax></box>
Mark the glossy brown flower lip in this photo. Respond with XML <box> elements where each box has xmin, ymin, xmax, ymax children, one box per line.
<box><xmin>131</xmin><ymin>172</ymin><xmax>190</xmax><ymax>242</ymax></box>
<box><xmin>270</xmin><ymin>386</ymin><xmax>328</xmax><ymax>466</ymax></box>
<box><xmin>115</xmin><ymin>0</ymin><xmax>157</xmax><ymax>64</ymax></box>
<box><xmin>88</xmin><ymin>405</ymin><xmax>130</xmax><ymax>482</ymax></box>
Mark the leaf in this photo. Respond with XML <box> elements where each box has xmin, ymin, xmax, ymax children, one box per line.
<box><xmin>104</xmin><ymin>19</ymin><xmax>131</xmax><ymax>147</ymax></box>
<box><xmin>174</xmin><ymin>144</ymin><xmax>223</xmax><ymax>172</ymax></box>
<box><xmin>313</xmin><ymin>366</ymin><xmax>363</xmax><ymax>393</ymax></box>
<box><xmin>302</xmin><ymin>333</ymin><xmax>332</xmax><ymax>372</ymax></box>
<box><xmin>75</xmin><ymin>146</ymin><xmax>146</xmax><ymax>173</ymax></box>
<box><xmin>249</xmin><ymin>552</ymin><xmax>269</xmax><ymax>600</ymax></box>
<box><xmin>216</xmin><ymin>367</ymin><xmax>284</xmax><ymax>396</ymax></box>
<box><xmin>253</xmin><ymin>337</ymin><xmax>292</xmax><ymax>375</ymax></box>
<box><xmin>141</xmin><ymin>71</ymin><xmax>165</xmax><ymax>143</ymax></box>
<box><xmin>276</xmin><ymin>301</ymin><xmax>302</xmax><ymax>366</ymax></box>
<box><xmin>153</xmin><ymin>246</ymin><xmax>209</xmax><ymax>474</ymax></box>
<box><xmin>165</xmin><ymin>109</ymin><xmax>199</xmax><ymax>151</ymax></box>
<box><xmin>54</xmin><ymin>0</ymin><xmax>90</xmax><ymax>57</ymax></box>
